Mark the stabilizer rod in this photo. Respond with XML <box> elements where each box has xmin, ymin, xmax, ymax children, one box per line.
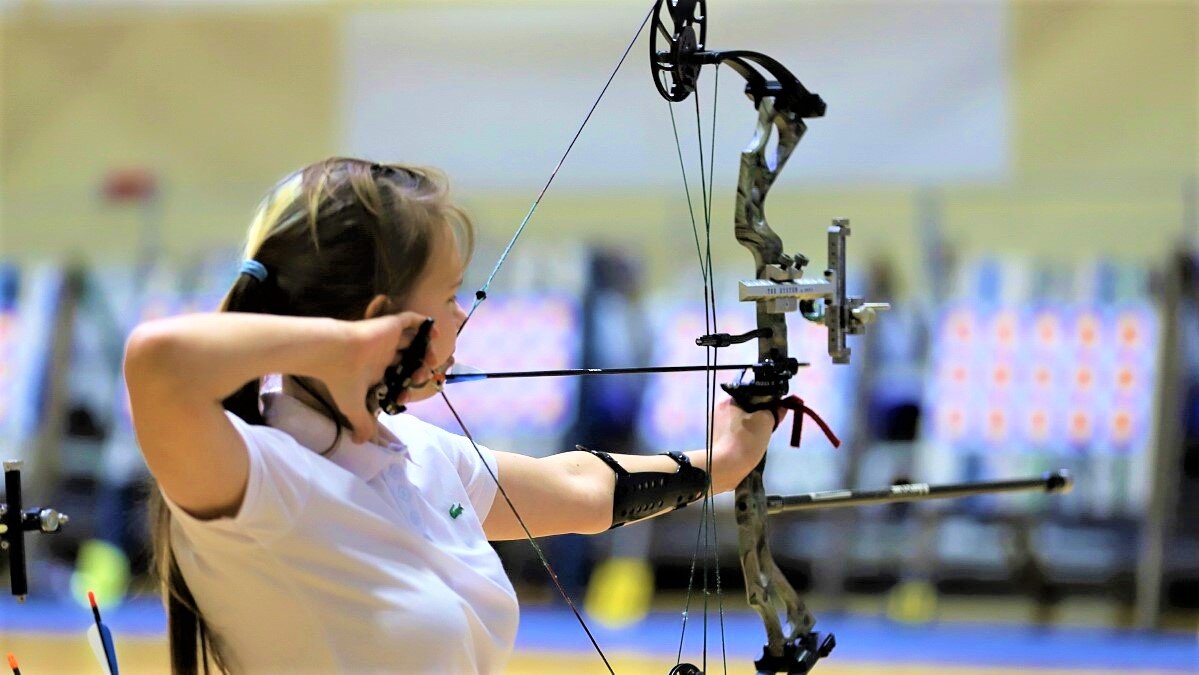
<box><xmin>766</xmin><ymin>471</ymin><xmax>1072</xmax><ymax>514</ymax></box>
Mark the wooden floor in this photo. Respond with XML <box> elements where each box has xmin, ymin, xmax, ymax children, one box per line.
<box><xmin>0</xmin><ymin>634</ymin><xmax>1167</xmax><ymax>674</ymax></box>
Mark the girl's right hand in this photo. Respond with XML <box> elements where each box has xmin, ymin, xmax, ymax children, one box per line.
<box><xmin>322</xmin><ymin>312</ymin><xmax>441</xmax><ymax>444</ymax></box>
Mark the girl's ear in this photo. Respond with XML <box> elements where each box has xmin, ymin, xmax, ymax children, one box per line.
<box><xmin>362</xmin><ymin>294</ymin><xmax>393</xmax><ymax>320</ymax></box>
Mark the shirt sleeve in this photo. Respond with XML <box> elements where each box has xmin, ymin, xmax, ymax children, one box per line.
<box><xmin>383</xmin><ymin>414</ymin><xmax>499</xmax><ymax>519</ymax></box>
<box><xmin>444</xmin><ymin>432</ymin><xmax>500</xmax><ymax>519</ymax></box>
<box><xmin>162</xmin><ymin>412</ymin><xmax>315</xmax><ymax>546</ymax></box>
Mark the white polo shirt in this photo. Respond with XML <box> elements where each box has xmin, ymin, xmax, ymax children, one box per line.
<box><xmin>164</xmin><ymin>392</ymin><xmax>518</xmax><ymax>674</ymax></box>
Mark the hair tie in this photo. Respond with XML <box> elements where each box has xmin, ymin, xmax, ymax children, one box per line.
<box><xmin>239</xmin><ymin>260</ymin><xmax>268</xmax><ymax>282</ymax></box>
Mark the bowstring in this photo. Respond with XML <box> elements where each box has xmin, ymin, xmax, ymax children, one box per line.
<box><xmin>440</xmin><ymin>6</ymin><xmax>659</xmax><ymax>672</ymax></box>
<box><xmin>696</xmin><ymin>63</ymin><xmax>727</xmax><ymax>675</ymax></box>
<box><xmin>669</xmin><ymin>62</ymin><xmax>728</xmax><ymax>674</ymax></box>
<box><xmin>693</xmin><ymin>74</ymin><xmax>717</xmax><ymax>675</ymax></box>
<box><xmin>706</xmin><ymin>65</ymin><xmax>728</xmax><ymax>675</ymax></box>
<box><xmin>460</xmin><ymin>4</ymin><xmax>657</xmax><ymax>334</ymax></box>
<box><xmin>667</xmin><ymin>99</ymin><xmax>707</xmax><ymax>669</ymax></box>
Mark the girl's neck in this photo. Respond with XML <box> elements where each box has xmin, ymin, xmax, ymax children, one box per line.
<box><xmin>280</xmin><ymin>376</ymin><xmax>328</xmax><ymax>414</ymax></box>
<box><xmin>280</xmin><ymin>376</ymin><xmax>381</xmax><ymax>445</ymax></box>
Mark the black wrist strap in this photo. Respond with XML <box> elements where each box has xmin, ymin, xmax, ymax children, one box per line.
<box><xmin>574</xmin><ymin>446</ymin><xmax>709</xmax><ymax>529</ymax></box>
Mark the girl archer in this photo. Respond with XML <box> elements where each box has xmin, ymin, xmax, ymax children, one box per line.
<box><xmin>125</xmin><ymin>157</ymin><xmax>781</xmax><ymax>673</ymax></box>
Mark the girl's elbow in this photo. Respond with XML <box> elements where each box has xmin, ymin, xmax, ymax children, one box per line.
<box><xmin>578</xmin><ymin>475</ymin><xmax>615</xmax><ymax>535</ymax></box>
<box><xmin>124</xmin><ymin>321</ymin><xmax>182</xmax><ymax>387</ymax></box>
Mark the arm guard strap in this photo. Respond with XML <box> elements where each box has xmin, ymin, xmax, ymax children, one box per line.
<box><xmin>575</xmin><ymin>446</ymin><xmax>709</xmax><ymax>529</ymax></box>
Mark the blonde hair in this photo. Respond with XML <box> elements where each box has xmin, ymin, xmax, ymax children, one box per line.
<box><xmin>150</xmin><ymin>157</ymin><xmax>474</xmax><ymax>674</ymax></box>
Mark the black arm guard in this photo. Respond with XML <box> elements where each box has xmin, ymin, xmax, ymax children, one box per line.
<box><xmin>575</xmin><ymin>446</ymin><xmax>709</xmax><ymax>529</ymax></box>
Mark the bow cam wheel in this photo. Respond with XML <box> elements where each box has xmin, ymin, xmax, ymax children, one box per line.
<box><xmin>649</xmin><ymin>0</ymin><xmax>708</xmax><ymax>102</ymax></box>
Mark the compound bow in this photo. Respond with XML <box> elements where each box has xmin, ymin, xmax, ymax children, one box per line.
<box><xmin>394</xmin><ymin>2</ymin><xmax>1070</xmax><ymax>674</ymax></box>
<box><xmin>439</xmin><ymin>1</ymin><xmax>881</xmax><ymax>671</ymax></box>
<box><xmin>650</xmin><ymin>2</ymin><xmax>880</xmax><ymax>672</ymax></box>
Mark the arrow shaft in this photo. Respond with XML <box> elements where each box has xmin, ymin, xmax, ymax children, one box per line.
<box><xmin>445</xmin><ymin>363</ymin><xmax>773</xmax><ymax>383</ymax></box>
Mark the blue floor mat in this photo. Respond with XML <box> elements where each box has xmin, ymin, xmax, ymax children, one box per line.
<box><xmin>3</xmin><ymin>598</ymin><xmax>1196</xmax><ymax>671</ymax></box>
<box><xmin>517</xmin><ymin>606</ymin><xmax>1199</xmax><ymax>672</ymax></box>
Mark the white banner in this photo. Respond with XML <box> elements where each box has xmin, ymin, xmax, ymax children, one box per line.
<box><xmin>343</xmin><ymin>0</ymin><xmax>1010</xmax><ymax>190</ymax></box>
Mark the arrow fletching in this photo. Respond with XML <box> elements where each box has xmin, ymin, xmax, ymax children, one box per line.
<box><xmin>87</xmin><ymin>591</ymin><xmax>120</xmax><ymax>675</ymax></box>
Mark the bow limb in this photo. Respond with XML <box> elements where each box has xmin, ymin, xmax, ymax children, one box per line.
<box><xmin>730</xmin><ymin>98</ymin><xmax>822</xmax><ymax>671</ymax></box>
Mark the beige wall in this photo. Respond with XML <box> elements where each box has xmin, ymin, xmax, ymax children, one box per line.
<box><xmin>1014</xmin><ymin>0</ymin><xmax>1196</xmax><ymax>176</ymax></box>
<box><xmin>0</xmin><ymin>1</ymin><xmax>1194</xmax><ymax>294</ymax></box>
<box><xmin>0</xmin><ymin>6</ymin><xmax>338</xmax><ymax>258</ymax></box>
<box><xmin>427</xmin><ymin>0</ymin><xmax>1199</xmax><ymax>294</ymax></box>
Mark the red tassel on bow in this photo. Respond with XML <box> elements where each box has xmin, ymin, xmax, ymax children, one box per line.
<box><xmin>768</xmin><ymin>395</ymin><xmax>841</xmax><ymax>448</ymax></box>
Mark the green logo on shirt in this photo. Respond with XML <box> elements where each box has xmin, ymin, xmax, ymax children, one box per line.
<box><xmin>449</xmin><ymin>503</ymin><xmax>465</xmax><ymax>519</ymax></box>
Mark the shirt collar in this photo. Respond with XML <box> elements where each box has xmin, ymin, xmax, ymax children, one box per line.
<box><xmin>261</xmin><ymin>391</ymin><xmax>414</xmax><ymax>482</ymax></box>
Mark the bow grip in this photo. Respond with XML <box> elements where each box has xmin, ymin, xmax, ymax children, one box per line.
<box><xmin>720</xmin><ymin>356</ymin><xmax>799</xmax><ymax>411</ymax></box>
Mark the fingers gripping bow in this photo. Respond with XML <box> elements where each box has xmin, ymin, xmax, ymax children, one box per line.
<box><xmin>372</xmin><ymin>317</ymin><xmax>438</xmax><ymax>416</ymax></box>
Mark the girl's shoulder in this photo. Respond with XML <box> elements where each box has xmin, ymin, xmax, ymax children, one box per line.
<box><xmin>378</xmin><ymin>413</ymin><xmax>493</xmax><ymax>474</ymax></box>
<box><xmin>378</xmin><ymin>412</ymin><xmax>461</xmax><ymax>455</ymax></box>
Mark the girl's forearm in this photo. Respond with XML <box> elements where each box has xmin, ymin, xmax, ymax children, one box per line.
<box><xmin>590</xmin><ymin>444</ymin><xmax>752</xmax><ymax>498</ymax></box>
<box><xmin>124</xmin><ymin>313</ymin><xmax>347</xmax><ymax>403</ymax></box>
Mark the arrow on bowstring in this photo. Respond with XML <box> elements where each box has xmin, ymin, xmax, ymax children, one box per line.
<box><xmin>443</xmin><ymin>363</ymin><xmax>777</xmax><ymax>384</ymax></box>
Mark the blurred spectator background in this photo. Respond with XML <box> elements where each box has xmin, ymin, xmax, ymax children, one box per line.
<box><xmin>0</xmin><ymin>0</ymin><xmax>1196</xmax><ymax>672</ymax></box>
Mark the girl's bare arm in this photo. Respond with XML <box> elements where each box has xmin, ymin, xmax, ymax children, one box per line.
<box><xmin>125</xmin><ymin>312</ymin><xmax>428</xmax><ymax>519</ymax></box>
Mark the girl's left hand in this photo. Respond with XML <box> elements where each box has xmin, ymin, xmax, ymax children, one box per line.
<box><xmin>711</xmin><ymin>398</ymin><xmax>779</xmax><ymax>476</ymax></box>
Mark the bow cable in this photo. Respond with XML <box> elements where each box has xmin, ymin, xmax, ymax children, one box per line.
<box><xmin>441</xmin><ymin>5</ymin><xmax>659</xmax><ymax>672</ymax></box>
<box><xmin>668</xmin><ymin>63</ymin><xmax>729</xmax><ymax>674</ymax></box>
<box><xmin>461</xmin><ymin>4</ymin><xmax>658</xmax><ymax>334</ymax></box>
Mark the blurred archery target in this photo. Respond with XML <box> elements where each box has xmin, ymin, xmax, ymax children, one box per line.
<box><xmin>1072</xmin><ymin>310</ymin><xmax>1103</xmax><ymax>352</ymax></box>
<box><xmin>1113</xmin><ymin>363</ymin><xmax>1139</xmax><ymax>394</ymax></box>
<box><xmin>1066</xmin><ymin>407</ymin><xmax>1095</xmax><ymax>446</ymax></box>
<box><xmin>931</xmin><ymin>397</ymin><xmax>974</xmax><ymax>444</ymax></box>
<box><xmin>1030</xmin><ymin>309</ymin><xmax>1065</xmax><ymax>352</ymax></box>
<box><xmin>1026</xmin><ymin>360</ymin><xmax>1066</xmax><ymax>398</ymax></box>
<box><xmin>1021</xmin><ymin>404</ymin><xmax>1056</xmax><ymax>444</ymax></box>
<box><xmin>1108</xmin><ymin>406</ymin><xmax>1139</xmax><ymax>448</ymax></box>
<box><xmin>0</xmin><ymin>307</ymin><xmax>13</xmax><ymax>425</ymax></box>
<box><xmin>986</xmin><ymin>308</ymin><xmax>1020</xmax><ymax>353</ymax></box>
<box><xmin>983</xmin><ymin>405</ymin><xmax>1010</xmax><ymax>444</ymax></box>
<box><xmin>935</xmin><ymin>358</ymin><xmax>973</xmax><ymax>389</ymax></box>
<box><xmin>1114</xmin><ymin>308</ymin><xmax>1149</xmax><ymax>353</ymax></box>
<box><xmin>1071</xmin><ymin>363</ymin><xmax>1099</xmax><ymax>394</ymax></box>
<box><xmin>940</xmin><ymin>305</ymin><xmax>978</xmax><ymax>348</ymax></box>
<box><xmin>987</xmin><ymin>360</ymin><xmax>1016</xmax><ymax>395</ymax></box>
<box><xmin>409</xmin><ymin>293</ymin><xmax>580</xmax><ymax>443</ymax></box>
<box><xmin>639</xmin><ymin>303</ymin><xmax>755</xmax><ymax>449</ymax></box>
<box><xmin>922</xmin><ymin>270</ymin><xmax>1160</xmax><ymax>515</ymax></box>
<box><xmin>638</xmin><ymin>299</ymin><xmax>856</xmax><ymax>456</ymax></box>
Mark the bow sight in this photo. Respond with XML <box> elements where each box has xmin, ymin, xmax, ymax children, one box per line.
<box><xmin>1</xmin><ymin>459</ymin><xmax>70</xmax><ymax>601</ymax></box>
